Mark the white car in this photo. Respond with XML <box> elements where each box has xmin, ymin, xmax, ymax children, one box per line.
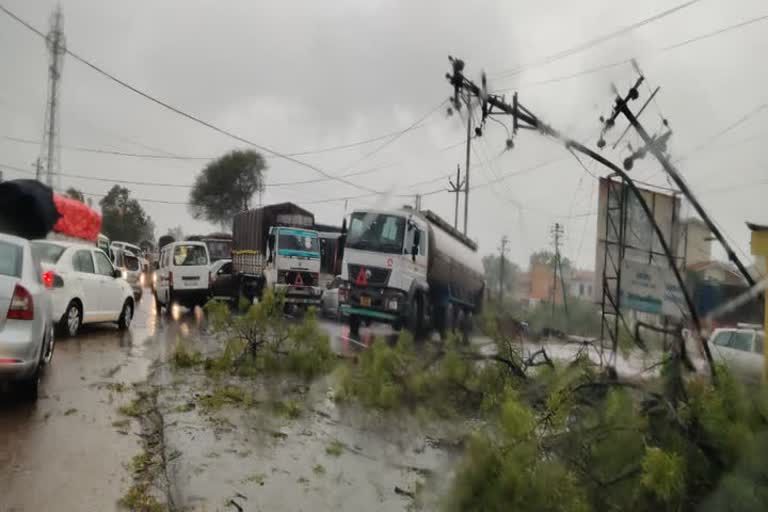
<box><xmin>0</xmin><ymin>233</ymin><xmax>54</xmax><ymax>400</ymax></box>
<box><xmin>31</xmin><ymin>240</ymin><xmax>135</xmax><ymax>337</ymax></box>
<box><xmin>155</xmin><ymin>241</ymin><xmax>211</xmax><ymax>313</ymax></box>
<box><xmin>708</xmin><ymin>327</ymin><xmax>765</xmax><ymax>383</ymax></box>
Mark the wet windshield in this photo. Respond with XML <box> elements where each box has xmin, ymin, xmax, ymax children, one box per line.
<box><xmin>346</xmin><ymin>212</ymin><xmax>405</xmax><ymax>254</ymax></box>
<box><xmin>0</xmin><ymin>241</ymin><xmax>23</xmax><ymax>278</ymax></box>
<box><xmin>30</xmin><ymin>242</ymin><xmax>66</xmax><ymax>264</ymax></box>
<box><xmin>124</xmin><ymin>254</ymin><xmax>140</xmax><ymax>271</ymax></box>
<box><xmin>173</xmin><ymin>244</ymin><xmax>209</xmax><ymax>266</ymax></box>
<box><xmin>205</xmin><ymin>240</ymin><xmax>232</xmax><ymax>261</ymax></box>
<box><xmin>277</xmin><ymin>230</ymin><xmax>319</xmax><ymax>254</ymax></box>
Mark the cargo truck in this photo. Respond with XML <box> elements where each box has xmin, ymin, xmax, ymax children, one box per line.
<box><xmin>340</xmin><ymin>207</ymin><xmax>484</xmax><ymax>338</ymax></box>
<box><xmin>232</xmin><ymin>203</ymin><xmax>323</xmax><ymax>308</ymax></box>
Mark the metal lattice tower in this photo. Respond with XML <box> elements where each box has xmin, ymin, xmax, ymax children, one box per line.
<box><xmin>39</xmin><ymin>5</ymin><xmax>66</xmax><ymax>189</ymax></box>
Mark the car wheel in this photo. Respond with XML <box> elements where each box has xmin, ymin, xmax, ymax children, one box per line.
<box><xmin>59</xmin><ymin>301</ymin><xmax>82</xmax><ymax>337</ymax></box>
<box><xmin>20</xmin><ymin>368</ymin><xmax>39</xmax><ymax>402</ymax></box>
<box><xmin>118</xmin><ymin>300</ymin><xmax>133</xmax><ymax>330</ymax></box>
<box><xmin>41</xmin><ymin>324</ymin><xmax>55</xmax><ymax>366</ymax></box>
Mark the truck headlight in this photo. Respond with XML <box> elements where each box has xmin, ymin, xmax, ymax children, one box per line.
<box><xmin>387</xmin><ymin>299</ymin><xmax>398</xmax><ymax>311</ymax></box>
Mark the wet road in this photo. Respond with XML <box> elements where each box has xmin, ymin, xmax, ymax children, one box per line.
<box><xmin>0</xmin><ymin>296</ymin><xmax>654</xmax><ymax>511</ymax></box>
<box><xmin>0</xmin><ymin>296</ymin><xmax>175</xmax><ymax>512</ymax></box>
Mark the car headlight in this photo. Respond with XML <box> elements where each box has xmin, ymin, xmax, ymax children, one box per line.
<box><xmin>387</xmin><ymin>299</ymin><xmax>398</xmax><ymax>311</ymax></box>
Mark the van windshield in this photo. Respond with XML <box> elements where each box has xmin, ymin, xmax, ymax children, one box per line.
<box><xmin>124</xmin><ymin>254</ymin><xmax>140</xmax><ymax>271</ymax></box>
<box><xmin>173</xmin><ymin>245</ymin><xmax>208</xmax><ymax>266</ymax></box>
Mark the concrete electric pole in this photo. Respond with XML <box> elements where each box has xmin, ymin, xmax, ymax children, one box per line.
<box><xmin>550</xmin><ymin>223</ymin><xmax>568</xmax><ymax>316</ymax></box>
<box><xmin>463</xmin><ymin>96</ymin><xmax>472</xmax><ymax>236</ymax></box>
<box><xmin>447</xmin><ymin>164</ymin><xmax>465</xmax><ymax>229</ymax></box>
<box><xmin>39</xmin><ymin>5</ymin><xmax>66</xmax><ymax>189</ymax></box>
<box><xmin>498</xmin><ymin>235</ymin><xmax>509</xmax><ymax>303</ymax></box>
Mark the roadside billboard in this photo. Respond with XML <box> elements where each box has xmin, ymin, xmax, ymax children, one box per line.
<box><xmin>594</xmin><ymin>177</ymin><xmax>684</xmax><ymax>319</ymax></box>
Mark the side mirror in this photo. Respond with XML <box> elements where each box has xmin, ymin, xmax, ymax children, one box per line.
<box><xmin>113</xmin><ymin>268</ymin><xmax>122</xmax><ymax>279</ymax></box>
<box><xmin>411</xmin><ymin>230</ymin><xmax>421</xmax><ymax>262</ymax></box>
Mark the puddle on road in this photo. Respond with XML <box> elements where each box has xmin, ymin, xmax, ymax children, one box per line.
<box><xmin>155</xmin><ymin>372</ymin><xmax>462</xmax><ymax>512</ymax></box>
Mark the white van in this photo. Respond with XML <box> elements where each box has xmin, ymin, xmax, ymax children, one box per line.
<box><xmin>154</xmin><ymin>241</ymin><xmax>210</xmax><ymax>313</ymax></box>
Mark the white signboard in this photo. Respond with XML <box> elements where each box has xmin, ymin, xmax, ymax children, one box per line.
<box><xmin>620</xmin><ymin>260</ymin><xmax>685</xmax><ymax>319</ymax></box>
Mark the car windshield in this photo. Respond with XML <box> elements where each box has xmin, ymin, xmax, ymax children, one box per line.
<box><xmin>346</xmin><ymin>212</ymin><xmax>405</xmax><ymax>254</ymax></box>
<box><xmin>30</xmin><ymin>241</ymin><xmax>66</xmax><ymax>264</ymax></box>
<box><xmin>173</xmin><ymin>244</ymin><xmax>208</xmax><ymax>266</ymax></box>
<box><xmin>277</xmin><ymin>230</ymin><xmax>319</xmax><ymax>254</ymax></box>
<box><xmin>124</xmin><ymin>254</ymin><xmax>140</xmax><ymax>271</ymax></box>
<box><xmin>0</xmin><ymin>240</ymin><xmax>23</xmax><ymax>278</ymax></box>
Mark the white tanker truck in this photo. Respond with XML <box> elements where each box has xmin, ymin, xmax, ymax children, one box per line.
<box><xmin>339</xmin><ymin>207</ymin><xmax>485</xmax><ymax>338</ymax></box>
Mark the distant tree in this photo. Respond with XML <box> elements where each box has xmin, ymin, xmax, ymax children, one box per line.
<box><xmin>99</xmin><ymin>185</ymin><xmax>154</xmax><ymax>243</ymax></box>
<box><xmin>65</xmin><ymin>187</ymin><xmax>85</xmax><ymax>202</ymax></box>
<box><xmin>188</xmin><ymin>149</ymin><xmax>266</xmax><ymax>228</ymax></box>
<box><xmin>482</xmin><ymin>254</ymin><xmax>520</xmax><ymax>295</ymax></box>
<box><xmin>166</xmin><ymin>225</ymin><xmax>184</xmax><ymax>242</ymax></box>
<box><xmin>529</xmin><ymin>249</ymin><xmax>572</xmax><ymax>273</ymax></box>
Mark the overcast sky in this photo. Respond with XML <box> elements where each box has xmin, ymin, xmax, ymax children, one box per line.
<box><xmin>1</xmin><ymin>0</ymin><xmax>766</xmax><ymax>270</ymax></box>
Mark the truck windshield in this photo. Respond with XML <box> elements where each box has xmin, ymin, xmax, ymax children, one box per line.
<box><xmin>278</xmin><ymin>230</ymin><xmax>319</xmax><ymax>255</ymax></box>
<box><xmin>346</xmin><ymin>212</ymin><xmax>405</xmax><ymax>254</ymax></box>
<box><xmin>205</xmin><ymin>240</ymin><xmax>232</xmax><ymax>261</ymax></box>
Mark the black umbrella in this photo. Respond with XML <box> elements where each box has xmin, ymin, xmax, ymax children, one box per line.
<box><xmin>0</xmin><ymin>179</ymin><xmax>61</xmax><ymax>239</ymax></box>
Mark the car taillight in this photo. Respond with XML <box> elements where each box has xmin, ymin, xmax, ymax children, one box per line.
<box><xmin>7</xmin><ymin>284</ymin><xmax>34</xmax><ymax>320</ymax></box>
<box><xmin>42</xmin><ymin>270</ymin><xmax>63</xmax><ymax>288</ymax></box>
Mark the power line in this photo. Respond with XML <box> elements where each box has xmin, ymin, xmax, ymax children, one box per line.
<box><xmin>496</xmin><ymin>13</ymin><xmax>768</xmax><ymax>91</ymax></box>
<box><xmin>1</xmin><ymin>3</ymin><xmax>440</xmax><ymax>195</ymax></box>
<box><xmin>1</xmin><ymin>117</ymin><xmax>443</xmax><ymax>162</ymax></box>
<box><xmin>492</xmin><ymin>0</ymin><xmax>703</xmax><ymax>79</ymax></box>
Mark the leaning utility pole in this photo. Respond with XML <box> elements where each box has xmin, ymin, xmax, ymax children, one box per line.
<box><xmin>610</xmin><ymin>94</ymin><xmax>756</xmax><ymax>288</ymax></box>
<box><xmin>447</xmin><ymin>164</ymin><xmax>465</xmax><ymax>229</ymax></box>
<box><xmin>444</xmin><ymin>56</ymin><xmax>712</xmax><ymax>370</ymax></box>
<box><xmin>39</xmin><ymin>5</ymin><xmax>66</xmax><ymax>189</ymax></box>
<box><xmin>498</xmin><ymin>235</ymin><xmax>509</xmax><ymax>302</ymax></box>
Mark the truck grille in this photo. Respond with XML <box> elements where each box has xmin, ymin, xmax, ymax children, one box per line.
<box><xmin>282</xmin><ymin>271</ymin><xmax>315</xmax><ymax>287</ymax></box>
<box><xmin>348</xmin><ymin>264</ymin><xmax>390</xmax><ymax>287</ymax></box>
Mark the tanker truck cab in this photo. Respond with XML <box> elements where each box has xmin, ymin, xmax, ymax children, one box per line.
<box><xmin>265</xmin><ymin>227</ymin><xmax>323</xmax><ymax>307</ymax></box>
<box><xmin>341</xmin><ymin>209</ymin><xmax>431</xmax><ymax>335</ymax></box>
<box><xmin>341</xmin><ymin>207</ymin><xmax>484</xmax><ymax>339</ymax></box>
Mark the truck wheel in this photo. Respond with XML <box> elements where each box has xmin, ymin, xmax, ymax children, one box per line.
<box><xmin>439</xmin><ymin>303</ymin><xmax>454</xmax><ymax>340</ymax></box>
<box><xmin>460</xmin><ymin>310</ymin><xmax>473</xmax><ymax>344</ymax></box>
<box><xmin>348</xmin><ymin>315</ymin><xmax>361</xmax><ymax>339</ymax></box>
<box><xmin>408</xmin><ymin>295</ymin><xmax>423</xmax><ymax>340</ymax></box>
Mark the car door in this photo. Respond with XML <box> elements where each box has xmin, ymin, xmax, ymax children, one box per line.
<box><xmin>212</xmin><ymin>261</ymin><xmax>234</xmax><ymax>297</ymax></box>
<box><xmin>156</xmin><ymin>248</ymin><xmax>169</xmax><ymax>304</ymax></box>
<box><xmin>71</xmin><ymin>249</ymin><xmax>102</xmax><ymax>322</ymax></box>
<box><xmin>93</xmin><ymin>249</ymin><xmax>123</xmax><ymax>319</ymax></box>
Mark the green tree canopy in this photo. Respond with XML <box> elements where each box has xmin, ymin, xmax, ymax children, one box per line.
<box><xmin>530</xmin><ymin>249</ymin><xmax>572</xmax><ymax>273</ymax></box>
<box><xmin>482</xmin><ymin>254</ymin><xmax>520</xmax><ymax>294</ymax></box>
<box><xmin>65</xmin><ymin>187</ymin><xmax>85</xmax><ymax>202</ymax></box>
<box><xmin>189</xmin><ymin>149</ymin><xmax>266</xmax><ymax>228</ymax></box>
<box><xmin>99</xmin><ymin>185</ymin><xmax>154</xmax><ymax>243</ymax></box>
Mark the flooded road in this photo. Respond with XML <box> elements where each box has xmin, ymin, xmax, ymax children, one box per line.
<box><xmin>0</xmin><ymin>296</ymin><xmax>655</xmax><ymax>511</ymax></box>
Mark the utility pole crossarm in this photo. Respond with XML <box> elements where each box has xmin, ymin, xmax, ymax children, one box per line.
<box><xmin>445</xmin><ymin>56</ymin><xmax>712</xmax><ymax>372</ymax></box>
<box><xmin>616</xmin><ymin>104</ymin><xmax>756</xmax><ymax>288</ymax></box>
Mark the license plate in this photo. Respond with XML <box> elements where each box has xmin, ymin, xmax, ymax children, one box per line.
<box><xmin>360</xmin><ymin>296</ymin><xmax>371</xmax><ymax>307</ymax></box>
